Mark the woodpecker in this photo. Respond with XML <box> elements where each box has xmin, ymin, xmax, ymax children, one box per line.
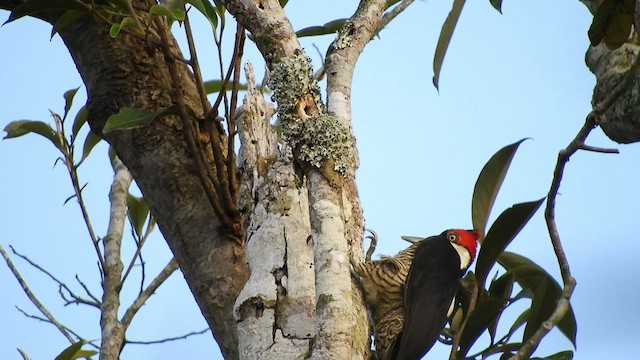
<box><xmin>353</xmin><ymin>229</ymin><xmax>479</xmax><ymax>360</ymax></box>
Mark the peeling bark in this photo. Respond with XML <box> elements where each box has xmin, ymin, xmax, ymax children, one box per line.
<box><xmin>235</xmin><ymin>64</ymin><xmax>315</xmax><ymax>359</ymax></box>
<box><xmin>224</xmin><ymin>1</ymin><xmax>373</xmax><ymax>358</ymax></box>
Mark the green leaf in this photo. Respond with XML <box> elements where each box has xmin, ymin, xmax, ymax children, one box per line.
<box><xmin>149</xmin><ymin>4</ymin><xmax>185</xmax><ymax>21</ymax></box>
<box><xmin>588</xmin><ymin>0</ymin><xmax>634</xmax><ymax>49</ymax></box>
<box><xmin>71</xmin><ymin>105</ymin><xmax>88</xmax><ymax>140</ymax></box>
<box><xmin>204</xmin><ymin>80</ymin><xmax>248</xmax><ymax>94</ymax></box>
<box><xmin>487</xmin><ymin>271</ymin><xmax>515</xmax><ymax>342</ymax></box>
<box><xmin>279</xmin><ymin>0</ymin><xmax>289</xmax><ymax>7</ymax></box>
<box><xmin>506</xmin><ymin>308</ymin><xmax>530</xmax><ymax>341</ymax></box>
<box><xmin>457</xmin><ymin>298</ymin><xmax>506</xmax><ymax>357</ymax></box>
<box><xmin>603</xmin><ymin>14</ymin><xmax>633</xmax><ymax>49</ymax></box>
<box><xmin>51</xmin><ymin>10</ymin><xmax>87</xmax><ymax>39</ymax></box>
<box><xmin>489</xmin><ymin>0</ymin><xmax>503</xmax><ymax>13</ymax></box>
<box><xmin>212</xmin><ymin>0</ymin><xmax>226</xmax><ymax>28</ymax></box>
<box><xmin>3</xmin><ymin>120</ymin><xmax>63</xmax><ymax>151</ymax></box>
<box><xmin>386</xmin><ymin>0</ymin><xmax>402</xmax><ymax>8</ymax></box>
<box><xmin>63</xmin><ymin>87</ymin><xmax>81</xmax><ymax>120</ymax></box>
<box><xmin>102</xmin><ymin>108</ymin><xmax>164</xmax><ymax>133</ymax></box>
<box><xmin>17</xmin><ymin>348</ymin><xmax>31</xmax><ymax>360</ymax></box>
<box><xmin>296</xmin><ymin>18</ymin><xmax>347</xmax><ymax>38</ymax></box>
<box><xmin>471</xmin><ymin>138</ymin><xmax>528</xmax><ymax>238</ymax></box>
<box><xmin>109</xmin><ymin>23</ymin><xmax>122</xmax><ymax>38</ymax></box>
<box><xmin>531</xmin><ymin>350</ymin><xmax>574</xmax><ymax>360</ymax></box>
<box><xmin>500</xmin><ymin>352</ymin><xmax>515</xmax><ymax>360</ymax></box>
<box><xmin>498</xmin><ymin>252</ymin><xmax>577</xmax><ymax>347</ymax></box>
<box><xmin>109</xmin><ymin>16</ymin><xmax>138</xmax><ymax>38</ymax></box>
<box><xmin>187</xmin><ymin>0</ymin><xmax>218</xmax><ymax>29</ymax></box>
<box><xmin>127</xmin><ymin>194</ymin><xmax>150</xmax><ymax>238</ymax></box>
<box><xmin>433</xmin><ymin>0</ymin><xmax>466</xmax><ymax>89</ymax></box>
<box><xmin>525</xmin><ymin>277</ymin><xmax>556</xmax><ymax>343</ymax></box>
<box><xmin>475</xmin><ymin>198</ymin><xmax>544</xmax><ymax>287</ymax></box>
<box><xmin>71</xmin><ymin>350</ymin><xmax>97</xmax><ymax>359</ymax></box>
<box><xmin>5</xmin><ymin>0</ymin><xmax>86</xmax><ymax>24</ymax></box>
<box><xmin>54</xmin><ymin>340</ymin><xmax>97</xmax><ymax>360</ymax></box>
<box><xmin>79</xmin><ymin>130</ymin><xmax>102</xmax><ymax>165</ymax></box>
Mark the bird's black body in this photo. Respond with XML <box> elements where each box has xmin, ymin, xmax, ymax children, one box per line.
<box><xmin>352</xmin><ymin>229</ymin><xmax>477</xmax><ymax>360</ymax></box>
<box><xmin>386</xmin><ymin>235</ymin><xmax>464</xmax><ymax>360</ymax></box>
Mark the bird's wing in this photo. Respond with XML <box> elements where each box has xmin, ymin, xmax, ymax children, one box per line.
<box><xmin>387</xmin><ymin>237</ymin><xmax>461</xmax><ymax>360</ymax></box>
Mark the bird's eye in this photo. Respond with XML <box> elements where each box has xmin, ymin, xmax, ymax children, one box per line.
<box><xmin>447</xmin><ymin>232</ymin><xmax>459</xmax><ymax>242</ymax></box>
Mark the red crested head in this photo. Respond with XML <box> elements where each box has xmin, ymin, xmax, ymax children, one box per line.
<box><xmin>444</xmin><ymin>229</ymin><xmax>479</xmax><ymax>266</ymax></box>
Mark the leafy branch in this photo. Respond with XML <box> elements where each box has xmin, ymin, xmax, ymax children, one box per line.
<box><xmin>510</xmin><ymin>35</ymin><xmax>640</xmax><ymax>360</ymax></box>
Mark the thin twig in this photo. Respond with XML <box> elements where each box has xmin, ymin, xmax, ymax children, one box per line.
<box><xmin>184</xmin><ymin>12</ymin><xmax>212</xmax><ymax>114</ymax></box>
<box><xmin>578</xmin><ymin>144</ymin><xmax>619</xmax><ymax>153</ymax></box>
<box><xmin>1</xmin><ymin>244</ymin><xmax>75</xmax><ymax>344</ymax></box>
<box><xmin>152</xmin><ymin>14</ymin><xmax>233</xmax><ymax>232</ymax></box>
<box><xmin>75</xmin><ymin>275</ymin><xmax>101</xmax><ymax>306</ymax></box>
<box><xmin>510</xmin><ymin>42</ymin><xmax>640</xmax><ymax>360</ymax></box>
<box><xmin>9</xmin><ymin>246</ymin><xmax>100</xmax><ymax>309</ymax></box>
<box><xmin>14</xmin><ymin>307</ymin><xmax>100</xmax><ymax>350</ymax></box>
<box><xmin>54</xmin><ymin>108</ymin><xmax>105</xmax><ymax>272</ymax></box>
<box><xmin>120</xmin><ymin>258</ymin><xmax>179</xmax><ymax>328</ymax></box>
<box><xmin>377</xmin><ymin>0</ymin><xmax>415</xmax><ymax>36</ymax></box>
<box><xmin>227</xmin><ymin>24</ymin><xmax>245</xmax><ymax>204</ymax></box>
<box><xmin>126</xmin><ymin>328</ymin><xmax>210</xmax><ymax>345</ymax></box>
<box><xmin>121</xmin><ymin>226</ymin><xmax>143</xmax><ymax>287</ymax></box>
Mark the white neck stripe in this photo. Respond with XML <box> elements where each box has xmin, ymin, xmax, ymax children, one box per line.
<box><xmin>451</xmin><ymin>242</ymin><xmax>472</xmax><ymax>270</ymax></box>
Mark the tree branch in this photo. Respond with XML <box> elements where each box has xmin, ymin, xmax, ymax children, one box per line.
<box><xmin>510</xmin><ymin>42</ymin><xmax>640</xmax><ymax>360</ymax></box>
<box><xmin>120</xmin><ymin>258</ymin><xmax>179</xmax><ymax>328</ymax></box>
<box><xmin>377</xmin><ymin>0</ymin><xmax>415</xmax><ymax>35</ymax></box>
<box><xmin>0</xmin><ymin>244</ymin><xmax>75</xmax><ymax>344</ymax></box>
<box><xmin>9</xmin><ymin>246</ymin><xmax>100</xmax><ymax>309</ymax></box>
<box><xmin>99</xmin><ymin>155</ymin><xmax>132</xmax><ymax>359</ymax></box>
<box><xmin>14</xmin><ymin>306</ymin><xmax>99</xmax><ymax>350</ymax></box>
<box><xmin>126</xmin><ymin>328</ymin><xmax>209</xmax><ymax>345</ymax></box>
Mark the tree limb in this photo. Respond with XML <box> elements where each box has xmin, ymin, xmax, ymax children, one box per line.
<box><xmin>0</xmin><ymin>244</ymin><xmax>75</xmax><ymax>344</ymax></box>
<box><xmin>510</xmin><ymin>41</ymin><xmax>640</xmax><ymax>360</ymax></box>
<box><xmin>100</xmin><ymin>155</ymin><xmax>133</xmax><ymax>359</ymax></box>
<box><xmin>126</xmin><ymin>328</ymin><xmax>209</xmax><ymax>345</ymax></box>
<box><xmin>120</xmin><ymin>258</ymin><xmax>179</xmax><ymax>329</ymax></box>
<box><xmin>9</xmin><ymin>246</ymin><xmax>100</xmax><ymax>309</ymax></box>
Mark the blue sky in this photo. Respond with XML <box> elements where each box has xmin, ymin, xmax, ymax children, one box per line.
<box><xmin>2</xmin><ymin>1</ymin><xmax>639</xmax><ymax>359</ymax></box>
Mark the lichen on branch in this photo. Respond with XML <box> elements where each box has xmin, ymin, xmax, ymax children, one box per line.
<box><xmin>269</xmin><ymin>53</ymin><xmax>356</xmax><ymax>182</ymax></box>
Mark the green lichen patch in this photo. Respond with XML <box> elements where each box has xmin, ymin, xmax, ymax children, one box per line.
<box><xmin>269</xmin><ymin>53</ymin><xmax>321</xmax><ymax>115</ymax></box>
<box><xmin>294</xmin><ymin>113</ymin><xmax>354</xmax><ymax>177</ymax></box>
<box><xmin>269</xmin><ymin>53</ymin><xmax>356</xmax><ymax>182</ymax></box>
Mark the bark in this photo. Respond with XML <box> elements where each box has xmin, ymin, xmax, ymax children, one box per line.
<box><xmin>224</xmin><ymin>1</ymin><xmax>376</xmax><ymax>358</ymax></box>
<box><xmin>234</xmin><ymin>64</ymin><xmax>315</xmax><ymax>359</ymax></box>
<box><xmin>583</xmin><ymin>0</ymin><xmax>640</xmax><ymax>143</ymax></box>
<box><xmin>0</xmin><ymin>5</ymin><xmax>252</xmax><ymax>358</ymax></box>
